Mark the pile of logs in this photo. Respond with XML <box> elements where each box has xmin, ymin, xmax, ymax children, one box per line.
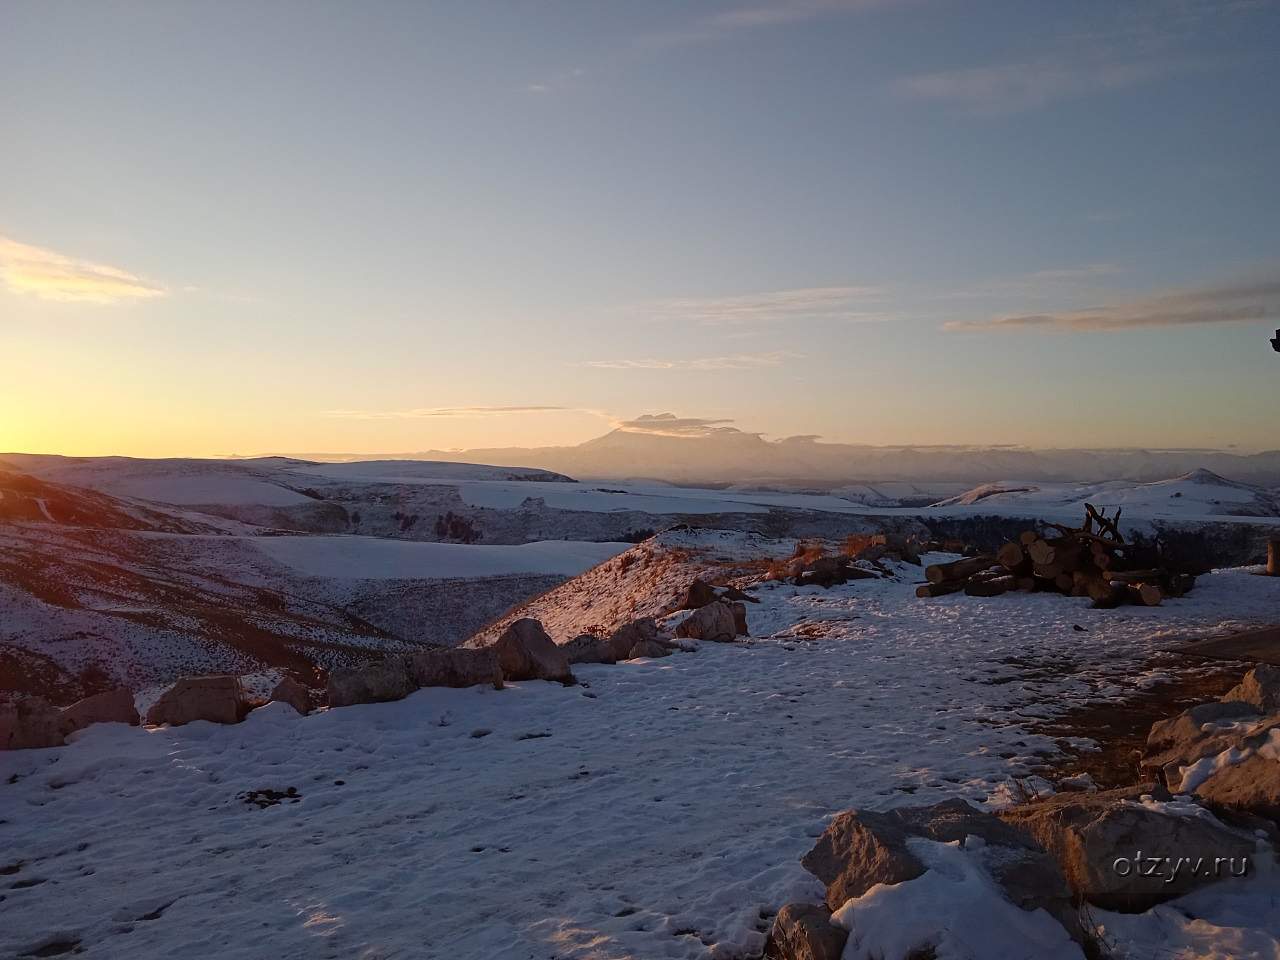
<box><xmin>916</xmin><ymin>504</ymin><xmax>1195</xmax><ymax>608</ymax></box>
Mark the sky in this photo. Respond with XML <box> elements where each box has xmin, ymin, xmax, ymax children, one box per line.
<box><xmin>3</xmin><ymin>0</ymin><xmax>1279</xmax><ymax>458</ymax></box>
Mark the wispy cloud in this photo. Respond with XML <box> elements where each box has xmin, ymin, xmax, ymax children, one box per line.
<box><xmin>0</xmin><ymin>234</ymin><xmax>165</xmax><ymax>304</ymax></box>
<box><xmin>526</xmin><ymin>66</ymin><xmax>586</xmax><ymax>95</ymax></box>
<box><xmin>644</xmin><ymin>0</ymin><xmax>909</xmax><ymax>47</ymax></box>
<box><xmin>321</xmin><ymin>405</ymin><xmax>572</xmax><ymax>420</ymax></box>
<box><xmin>898</xmin><ymin>57</ymin><xmax>1183</xmax><ymax>114</ymax></box>
<box><xmin>637</xmin><ymin>286</ymin><xmax>885</xmax><ymax>326</ymax></box>
<box><xmin>615</xmin><ymin>413</ymin><xmax>746</xmax><ymax>437</ymax></box>
<box><xmin>584</xmin><ymin>350</ymin><xmax>800</xmax><ymax>371</ymax></box>
<box><xmin>943</xmin><ymin>264</ymin><xmax>1126</xmax><ymax>301</ymax></box>
<box><xmin>709</xmin><ymin>0</ymin><xmax>902</xmax><ymax>29</ymax></box>
<box><xmin>946</xmin><ymin>274</ymin><xmax>1280</xmax><ymax>333</ymax></box>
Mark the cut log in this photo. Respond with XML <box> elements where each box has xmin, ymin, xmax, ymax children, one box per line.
<box><xmin>1122</xmin><ymin>582</ymin><xmax>1163</xmax><ymax>606</ymax></box>
<box><xmin>916</xmin><ymin>580</ymin><xmax>965</xmax><ymax>598</ymax></box>
<box><xmin>924</xmin><ymin>555</ymin><xmax>997</xmax><ymax>584</ymax></box>
<box><xmin>996</xmin><ymin>542</ymin><xmax>1026</xmax><ymax>571</ymax></box>
<box><xmin>964</xmin><ymin>575</ymin><xmax>1016</xmax><ymax>597</ymax></box>
<box><xmin>1102</xmin><ymin>569</ymin><xmax>1164</xmax><ymax>584</ymax></box>
<box><xmin>1026</xmin><ymin>539</ymin><xmax>1056</xmax><ymax>566</ymax></box>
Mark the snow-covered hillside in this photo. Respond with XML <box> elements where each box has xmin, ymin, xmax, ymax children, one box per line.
<box><xmin>0</xmin><ymin>468</ymin><xmax>628</xmax><ymax>703</ymax></box>
<box><xmin>4</xmin><ymin>532</ymin><xmax>1278</xmax><ymax>960</ymax></box>
<box><xmin>933</xmin><ymin>469</ymin><xmax>1280</xmax><ymax>519</ymax></box>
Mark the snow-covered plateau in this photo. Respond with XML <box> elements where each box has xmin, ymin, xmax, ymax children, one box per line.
<box><xmin>4</xmin><ymin>455</ymin><xmax>1280</xmax><ymax>959</ymax></box>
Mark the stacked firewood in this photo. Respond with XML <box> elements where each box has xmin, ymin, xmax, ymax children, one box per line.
<box><xmin>916</xmin><ymin>504</ymin><xmax>1195</xmax><ymax>608</ymax></box>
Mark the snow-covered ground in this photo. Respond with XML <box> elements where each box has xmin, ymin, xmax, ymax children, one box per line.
<box><xmin>252</xmin><ymin>536</ymin><xmax>633</xmax><ymax>579</ymax></box>
<box><xmin>4</xmin><ymin>549</ymin><xmax>1278</xmax><ymax>960</ymax></box>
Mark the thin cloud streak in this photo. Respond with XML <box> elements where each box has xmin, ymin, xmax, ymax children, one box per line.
<box><xmin>942</xmin><ymin>264</ymin><xmax>1126</xmax><ymax>301</ymax></box>
<box><xmin>638</xmin><ymin>286</ymin><xmax>885</xmax><ymax>326</ymax></box>
<box><xmin>644</xmin><ymin>0</ymin><xmax>910</xmax><ymax>48</ymax></box>
<box><xmin>321</xmin><ymin>405</ymin><xmax>572</xmax><ymax>421</ymax></box>
<box><xmin>584</xmin><ymin>351</ymin><xmax>801</xmax><ymax>371</ymax></box>
<box><xmin>898</xmin><ymin>57</ymin><xmax>1183</xmax><ymax>114</ymax></box>
<box><xmin>0</xmin><ymin>234</ymin><xmax>166</xmax><ymax>304</ymax></box>
<box><xmin>946</xmin><ymin>275</ymin><xmax>1280</xmax><ymax>333</ymax></box>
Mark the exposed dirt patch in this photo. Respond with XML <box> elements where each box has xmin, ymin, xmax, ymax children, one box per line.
<box><xmin>1033</xmin><ymin>656</ymin><xmax>1250</xmax><ymax>789</ymax></box>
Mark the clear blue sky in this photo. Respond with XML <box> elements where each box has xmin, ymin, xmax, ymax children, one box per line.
<box><xmin>3</xmin><ymin>0</ymin><xmax>1278</xmax><ymax>456</ymax></box>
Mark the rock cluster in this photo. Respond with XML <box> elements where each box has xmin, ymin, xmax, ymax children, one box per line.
<box><xmin>5</xmin><ymin>577</ymin><xmax>747</xmax><ymax>748</ymax></box>
<box><xmin>1142</xmin><ymin>664</ymin><xmax>1280</xmax><ymax>821</ymax></box>
<box><xmin>2</xmin><ymin>687</ymin><xmax>139</xmax><ymax>750</ymax></box>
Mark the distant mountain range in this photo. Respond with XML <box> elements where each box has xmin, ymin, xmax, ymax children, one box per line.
<box><xmin>282</xmin><ymin>429</ymin><xmax>1280</xmax><ymax>488</ymax></box>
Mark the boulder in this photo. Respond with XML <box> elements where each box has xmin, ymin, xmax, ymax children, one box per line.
<box><xmin>802</xmin><ymin>799</ymin><xmax>1078</xmax><ymax>940</ymax></box>
<box><xmin>1222</xmin><ymin>665</ymin><xmax>1280</xmax><ymax>713</ymax></box>
<box><xmin>62</xmin><ymin>687</ymin><xmax>139</xmax><ymax>731</ymax></box>
<box><xmin>269</xmin><ymin>676</ymin><xmax>315</xmax><ymax>714</ymax></box>
<box><xmin>145</xmin><ymin>675</ymin><xmax>248</xmax><ymax>726</ymax></box>
<box><xmin>1143</xmin><ymin>701</ymin><xmax>1280</xmax><ymax>793</ymax></box>
<box><xmin>679</xmin><ymin>579</ymin><xmax>718</xmax><ymax>610</ymax></box>
<box><xmin>408</xmin><ymin>647</ymin><xmax>503</xmax><ymax>690</ymax></box>
<box><xmin>1</xmin><ymin>697</ymin><xmax>71</xmax><ymax>750</ymax></box>
<box><xmin>558</xmin><ymin>633</ymin><xmax>616</xmax><ymax>665</ymax></box>
<box><xmin>765</xmin><ymin>902</ymin><xmax>848</xmax><ymax>960</ymax></box>
<box><xmin>492</xmin><ymin>618</ymin><xmax>573</xmax><ymax>684</ymax></box>
<box><xmin>674</xmin><ymin>601</ymin><xmax>739</xmax><ymax>642</ymax></box>
<box><xmin>605</xmin><ymin>618</ymin><xmax>663</xmax><ymax>661</ymax></box>
<box><xmin>998</xmin><ymin>785</ymin><xmax>1256</xmax><ymax>911</ymax></box>
<box><xmin>326</xmin><ymin>658</ymin><xmax>415</xmax><ymax>707</ymax></box>
<box><xmin>1194</xmin><ymin>753</ymin><xmax>1280</xmax><ymax>821</ymax></box>
<box><xmin>628</xmin><ymin>638</ymin><xmax>672</xmax><ymax>660</ymax></box>
<box><xmin>1142</xmin><ymin>700</ymin><xmax>1267</xmax><ymax>787</ymax></box>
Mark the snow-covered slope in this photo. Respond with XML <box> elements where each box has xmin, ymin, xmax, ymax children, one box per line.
<box><xmin>0</xmin><ymin>470</ymin><xmax>627</xmax><ymax>702</ymax></box>
<box><xmin>933</xmin><ymin>469</ymin><xmax>1280</xmax><ymax>518</ymax></box>
<box><xmin>3</xmin><ymin>542</ymin><xmax>1278</xmax><ymax>960</ymax></box>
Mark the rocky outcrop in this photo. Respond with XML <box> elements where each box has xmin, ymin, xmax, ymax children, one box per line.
<box><xmin>793</xmin><ymin>556</ymin><xmax>879</xmax><ymax>589</ymax></box>
<box><xmin>492</xmin><ymin>618</ymin><xmax>574</xmax><ymax>684</ymax></box>
<box><xmin>145</xmin><ymin>676</ymin><xmax>249</xmax><ymax>727</ymax></box>
<box><xmin>802</xmin><ymin>798</ymin><xmax>1079</xmax><ymax>940</ymax></box>
<box><xmin>558</xmin><ymin>633</ymin><xmax>617</xmax><ymax>665</ymax></box>
<box><xmin>998</xmin><ymin>785</ymin><xmax>1256</xmax><ymax>911</ymax></box>
<box><xmin>327</xmin><ymin>658</ymin><xmax>416</xmax><ymax>707</ymax></box>
<box><xmin>1142</xmin><ymin>700</ymin><xmax>1271</xmax><ymax>787</ymax></box>
<box><xmin>1</xmin><ymin>697</ymin><xmax>71</xmax><ymax>749</ymax></box>
<box><xmin>1222</xmin><ymin>664</ymin><xmax>1280</xmax><ymax>713</ymax></box>
<box><xmin>408</xmin><ymin>647</ymin><xmax>503</xmax><ymax>690</ymax></box>
<box><xmin>268</xmin><ymin>676</ymin><xmax>315</xmax><ymax>715</ymax></box>
<box><xmin>679</xmin><ymin>579</ymin><xmax>718</xmax><ymax>610</ymax></box>
<box><xmin>674</xmin><ymin>600</ymin><xmax>742</xmax><ymax>642</ymax></box>
<box><xmin>605</xmin><ymin>618</ymin><xmax>664</xmax><ymax>661</ymax></box>
<box><xmin>1140</xmin><ymin>666</ymin><xmax>1280</xmax><ymax>822</ymax></box>
<box><xmin>765</xmin><ymin>902</ymin><xmax>848</xmax><ymax>960</ymax></box>
<box><xmin>62</xmin><ymin>687</ymin><xmax>139</xmax><ymax>731</ymax></box>
<box><xmin>327</xmin><ymin>646</ymin><xmax>505</xmax><ymax>707</ymax></box>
